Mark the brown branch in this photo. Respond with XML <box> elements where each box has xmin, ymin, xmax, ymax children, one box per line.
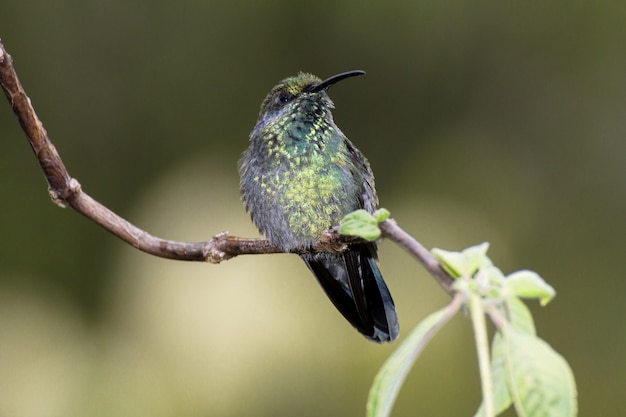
<box><xmin>0</xmin><ymin>39</ymin><xmax>283</xmax><ymax>263</ymax></box>
<box><xmin>0</xmin><ymin>39</ymin><xmax>455</xmax><ymax>294</ymax></box>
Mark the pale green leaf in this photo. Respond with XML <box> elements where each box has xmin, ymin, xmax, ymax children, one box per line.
<box><xmin>505</xmin><ymin>330</ymin><xmax>578</xmax><ymax>417</ymax></box>
<box><xmin>374</xmin><ymin>208</ymin><xmax>391</xmax><ymax>222</ymax></box>
<box><xmin>505</xmin><ymin>270</ymin><xmax>556</xmax><ymax>306</ymax></box>
<box><xmin>462</xmin><ymin>242</ymin><xmax>491</xmax><ymax>273</ymax></box>
<box><xmin>339</xmin><ymin>209</ymin><xmax>380</xmax><ymax>241</ymax></box>
<box><xmin>431</xmin><ymin>247</ymin><xmax>466</xmax><ymax>278</ymax></box>
<box><xmin>367</xmin><ymin>307</ymin><xmax>449</xmax><ymax>417</ymax></box>
<box><xmin>480</xmin><ymin>265</ymin><xmax>506</xmax><ymax>298</ymax></box>
<box><xmin>504</xmin><ymin>296</ymin><xmax>536</xmax><ymax>336</ymax></box>
<box><xmin>432</xmin><ymin>242</ymin><xmax>490</xmax><ymax>278</ymax></box>
<box><xmin>482</xmin><ymin>265</ymin><xmax>506</xmax><ymax>285</ymax></box>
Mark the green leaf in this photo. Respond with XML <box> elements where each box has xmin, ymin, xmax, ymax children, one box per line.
<box><xmin>432</xmin><ymin>242</ymin><xmax>490</xmax><ymax>278</ymax></box>
<box><xmin>367</xmin><ymin>307</ymin><xmax>450</xmax><ymax>417</ymax></box>
<box><xmin>503</xmin><ymin>296</ymin><xmax>536</xmax><ymax>336</ymax></box>
<box><xmin>431</xmin><ymin>248</ymin><xmax>465</xmax><ymax>278</ymax></box>
<box><xmin>374</xmin><ymin>208</ymin><xmax>391</xmax><ymax>222</ymax></box>
<box><xmin>505</xmin><ymin>330</ymin><xmax>578</xmax><ymax>417</ymax></box>
<box><xmin>482</xmin><ymin>265</ymin><xmax>506</xmax><ymax>285</ymax></box>
<box><xmin>479</xmin><ymin>265</ymin><xmax>506</xmax><ymax>298</ymax></box>
<box><xmin>339</xmin><ymin>209</ymin><xmax>380</xmax><ymax>241</ymax></box>
<box><xmin>505</xmin><ymin>270</ymin><xmax>556</xmax><ymax>306</ymax></box>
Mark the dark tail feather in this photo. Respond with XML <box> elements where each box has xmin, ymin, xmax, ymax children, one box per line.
<box><xmin>301</xmin><ymin>243</ymin><xmax>399</xmax><ymax>343</ymax></box>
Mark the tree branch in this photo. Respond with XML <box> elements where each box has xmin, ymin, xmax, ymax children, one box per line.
<box><xmin>0</xmin><ymin>39</ymin><xmax>455</xmax><ymax>294</ymax></box>
<box><xmin>0</xmin><ymin>39</ymin><xmax>284</xmax><ymax>263</ymax></box>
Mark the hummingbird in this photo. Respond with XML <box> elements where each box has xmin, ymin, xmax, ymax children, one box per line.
<box><xmin>238</xmin><ymin>70</ymin><xmax>399</xmax><ymax>342</ymax></box>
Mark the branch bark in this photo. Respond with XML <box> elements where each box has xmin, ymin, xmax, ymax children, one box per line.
<box><xmin>0</xmin><ymin>39</ymin><xmax>454</xmax><ymax>293</ymax></box>
<box><xmin>0</xmin><ymin>39</ymin><xmax>286</xmax><ymax>263</ymax></box>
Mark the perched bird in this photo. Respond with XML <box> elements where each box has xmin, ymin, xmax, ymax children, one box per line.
<box><xmin>239</xmin><ymin>71</ymin><xmax>398</xmax><ymax>342</ymax></box>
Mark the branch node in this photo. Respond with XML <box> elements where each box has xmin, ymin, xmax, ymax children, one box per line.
<box><xmin>312</xmin><ymin>228</ymin><xmax>349</xmax><ymax>253</ymax></box>
<box><xmin>205</xmin><ymin>247</ymin><xmax>227</xmax><ymax>264</ymax></box>
<box><xmin>204</xmin><ymin>231</ymin><xmax>232</xmax><ymax>264</ymax></box>
<box><xmin>48</xmin><ymin>177</ymin><xmax>82</xmax><ymax>208</ymax></box>
<box><xmin>69</xmin><ymin>177</ymin><xmax>81</xmax><ymax>192</ymax></box>
<box><xmin>48</xmin><ymin>187</ymin><xmax>67</xmax><ymax>208</ymax></box>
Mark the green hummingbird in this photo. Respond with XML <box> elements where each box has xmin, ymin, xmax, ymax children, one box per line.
<box><xmin>239</xmin><ymin>70</ymin><xmax>398</xmax><ymax>342</ymax></box>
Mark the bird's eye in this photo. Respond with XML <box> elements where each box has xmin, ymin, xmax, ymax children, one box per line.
<box><xmin>277</xmin><ymin>92</ymin><xmax>293</xmax><ymax>104</ymax></box>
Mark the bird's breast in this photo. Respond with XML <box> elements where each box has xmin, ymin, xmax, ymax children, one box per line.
<box><xmin>244</xmin><ymin>147</ymin><xmax>357</xmax><ymax>250</ymax></box>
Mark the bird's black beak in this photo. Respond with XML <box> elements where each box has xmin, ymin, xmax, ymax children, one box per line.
<box><xmin>307</xmin><ymin>70</ymin><xmax>366</xmax><ymax>93</ymax></box>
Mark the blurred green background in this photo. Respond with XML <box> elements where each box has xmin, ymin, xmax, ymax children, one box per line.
<box><xmin>1</xmin><ymin>0</ymin><xmax>624</xmax><ymax>416</ymax></box>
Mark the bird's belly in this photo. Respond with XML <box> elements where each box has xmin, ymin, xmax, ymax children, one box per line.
<box><xmin>256</xmin><ymin>166</ymin><xmax>354</xmax><ymax>249</ymax></box>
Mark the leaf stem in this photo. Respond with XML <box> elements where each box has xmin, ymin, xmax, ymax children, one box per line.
<box><xmin>469</xmin><ymin>292</ymin><xmax>494</xmax><ymax>417</ymax></box>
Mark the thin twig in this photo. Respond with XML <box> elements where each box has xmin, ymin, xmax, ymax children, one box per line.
<box><xmin>0</xmin><ymin>39</ymin><xmax>455</xmax><ymax>294</ymax></box>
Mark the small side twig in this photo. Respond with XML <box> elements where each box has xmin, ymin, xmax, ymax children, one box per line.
<box><xmin>0</xmin><ymin>39</ymin><xmax>455</xmax><ymax>295</ymax></box>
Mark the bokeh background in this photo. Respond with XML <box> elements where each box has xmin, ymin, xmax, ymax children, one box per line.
<box><xmin>1</xmin><ymin>1</ymin><xmax>624</xmax><ymax>416</ymax></box>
